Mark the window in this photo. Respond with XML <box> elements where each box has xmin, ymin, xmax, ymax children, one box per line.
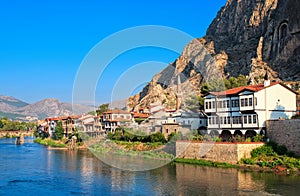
<box><xmin>253</xmin><ymin>115</ymin><xmax>257</xmax><ymax>124</ymax></box>
<box><xmin>223</xmin><ymin>117</ymin><xmax>226</xmax><ymax>124</ymax></box>
<box><xmin>232</xmin><ymin>99</ymin><xmax>239</xmax><ymax>108</ymax></box>
<box><xmin>249</xmin><ymin>98</ymin><xmax>253</xmax><ymax>106</ymax></box>
<box><xmin>212</xmin><ymin>117</ymin><xmax>215</xmax><ymax>125</ymax></box>
<box><xmin>223</xmin><ymin>100</ymin><xmax>226</xmax><ymax>108</ymax></box>
<box><xmin>166</xmin><ymin>129</ymin><xmax>168</xmax><ymax>133</ymax></box>
<box><xmin>255</xmin><ymin>97</ymin><xmax>257</xmax><ymax>106</ymax></box>
<box><xmin>243</xmin><ymin>116</ymin><xmax>247</xmax><ymax>124</ymax></box>
<box><xmin>226</xmin><ymin>100</ymin><xmax>230</xmax><ymax>108</ymax></box>
<box><xmin>212</xmin><ymin>101</ymin><xmax>215</xmax><ymax>109</ymax></box>
<box><xmin>241</xmin><ymin>99</ymin><xmax>245</xmax><ymax>107</ymax></box>
<box><xmin>232</xmin><ymin>116</ymin><xmax>241</xmax><ymax>124</ymax></box>
<box><xmin>238</xmin><ymin>116</ymin><xmax>242</xmax><ymax>124</ymax></box>
<box><xmin>218</xmin><ymin>101</ymin><xmax>222</xmax><ymax>108</ymax></box>
<box><xmin>245</xmin><ymin>98</ymin><xmax>248</xmax><ymax>106</ymax></box>
<box><xmin>205</xmin><ymin>102</ymin><xmax>208</xmax><ymax>109</ymax></box>
<box><xmin>248</xmin><ymin>115</ymin><xmax>252</xmax><ymax>124</ymax></box>
<box><xmin>209</xmin><ymin>117</ymin><xmax>212</xmax><ymax>125</ymax></box>
<box><xmin>231</xmin><ymin>100</ymin><xmax>235</xmax><ymax>107</ymax></box>
<box><xmin>209</xmin><ymin>102</ymin><xmax>212</xmax><ymax>109</ymax></box>
<box><xmin>227</xmin><ymin>116</ymin><xmax>231</xmax><ymax>124</ymax></box>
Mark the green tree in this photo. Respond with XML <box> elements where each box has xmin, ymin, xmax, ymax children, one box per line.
<box><xmin>225</xmin><ymin>74</ymin><xmax>248</xmax><ymax>89</ymax></box>
<box><xmin>54</xmin><ymin>121</ymin><xmax>64</xmax><ymax>140</ymax></box>
<box><xmin>185</xmin><ymin>95</ymin><xmax>204</xmax><ymax>111</ymax></box>
<box><xmin>88</xmin><ymin>111</ymin><xmax>96</xmax><ymax>116</ymax></box>
<box><xmin>200</xmin><ymin>83</ymin><xmax>210</xmax><ymax>95</ymax></box>
<box><xmin>96</xmin><ymin>103</ymin><xmax>109</xmax><ymax>116</ymax></box>
<box><xmin>201</xmin><ymin>74</ymin><xmax>248</xmax><ymax>94</ymax></box>
<box><xmin>150</xmin><ymin>132</ymin><xmax>167</xmax><ymax>143</ymax></box>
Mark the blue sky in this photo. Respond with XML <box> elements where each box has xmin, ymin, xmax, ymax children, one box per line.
<box><xmin>0</xmin><ymin>0</ymin><xmax>227</xmax><ymax>105</ymax></box>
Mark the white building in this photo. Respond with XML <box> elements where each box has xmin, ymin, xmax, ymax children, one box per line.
<box><xmin>204</xmin><ymin>80</ymin><xmax>297</xmax><ymax>140</ymax></box>
<box><xmin>101</xmin><ymin>110</ymin><xmax>132</xmax><ymax>133</ymax></box>
<box><xmin>173</xmin><ymin>110</ymin><xmax>207</xmax><ymax>130</ymax></box>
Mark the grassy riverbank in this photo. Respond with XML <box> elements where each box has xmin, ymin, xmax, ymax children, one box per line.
<box><xmin>34</xmin><ymin>138</ymin><xmax>66</xmax><ymax>148</ymax></box>
<box><xmin>89</xmin><ymin>139</ymin><xmax>174</xmax><ymax>161</ymax></box>
<box><xmin>174</xmin><ymin>158</ymin><xmax>238</xmax><ymax>168</ymax></box>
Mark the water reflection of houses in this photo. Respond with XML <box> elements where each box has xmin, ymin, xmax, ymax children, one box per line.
<box><xmin>175</xmin><ymin>164</ymin><xmax>265</xmax><ymax>195</ymax></box>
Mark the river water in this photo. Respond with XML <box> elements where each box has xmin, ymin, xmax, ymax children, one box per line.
<box><xmin>1</xmin><ymin>137</ymin><xmax>300</xmax><ymax>196</ymax></box>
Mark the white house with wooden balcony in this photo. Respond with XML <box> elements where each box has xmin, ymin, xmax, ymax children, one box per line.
<box><xmin>100</xmin><ymin>109</ymin><xmax>132</xmax><ymax>133</ymax></box>
<box><xmin>204</xmin><ymin>78</ymin><xmax>297</xmax><ymax>140</ymax></box>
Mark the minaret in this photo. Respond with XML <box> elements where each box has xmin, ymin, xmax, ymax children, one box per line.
<box><xmin>264</xmin><ymin>68</ymin><xmax>270</xmax><ymax>87</ymax></box>
<box><xmin>176</xmin><ymin>74</ymin><xmax>182</xmax><ymax>111</ymax></box>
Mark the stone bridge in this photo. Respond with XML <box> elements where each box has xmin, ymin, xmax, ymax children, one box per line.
<box><xmin>0</xmin><ymin>130</ymin><xmax>33</xmax><ymax>138</ymax></box>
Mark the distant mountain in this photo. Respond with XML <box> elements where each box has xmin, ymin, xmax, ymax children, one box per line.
<box><xmin>0</xmin><ymin>95</ymin><xmax>29</xmax><ymax>112</ymax></box>
<box><xmin>0</xmin><ymin>96</ymin><xmax>94</xmax><ymax>120</ymax></box>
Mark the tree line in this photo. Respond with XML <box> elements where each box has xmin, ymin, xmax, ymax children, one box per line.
<box><xmin>0</xmin><ymin>118</ymin><xmax>37</xmax><ymax>131</ymax></box>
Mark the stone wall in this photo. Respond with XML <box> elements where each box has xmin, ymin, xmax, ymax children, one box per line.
<box><xmin>266</xmin><ymin>119</ymin><xmax>300</xmax><ymax>155</ymax></box>
<box><xmin>176</xmin><ymin>141</ymin><xmax>264</xmax><ymax>164</ymax></box>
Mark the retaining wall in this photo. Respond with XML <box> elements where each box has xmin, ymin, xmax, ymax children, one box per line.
<box><xmin>266</xmin><ymin>119</ymin><xmax>300</xmax><ymax>155</ymax></box>
<box><xmin>176</xmin><ymin>141</ymin><xmax>264</xmax><ymax>164</ymax></box>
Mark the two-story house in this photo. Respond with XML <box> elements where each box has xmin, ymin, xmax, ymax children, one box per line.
<box><xmin>204</xmin><ymin>79</ymin><xmax>297</xmax><ymax>141</ymax></box>
<box><xmin>101</xmin><ymin>110</ymin><xmax>132</xmax><ymax>133</ymax></box>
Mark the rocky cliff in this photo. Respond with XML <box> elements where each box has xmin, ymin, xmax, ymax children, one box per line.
<box><xmin>127</xmin><ymin>0</ymin><xmax>300</xmax><ymax>111</ymax></box>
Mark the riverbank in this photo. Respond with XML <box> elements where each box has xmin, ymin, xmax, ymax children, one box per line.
<box><xmin>174</xmin><ymin>143</ymin><xmax>300</xmax><ymax>176</ymax></box>
<box><xmin>34</xmin><ymin>138</ymin><xmax>88</xmax><ymax>150</ymax></box>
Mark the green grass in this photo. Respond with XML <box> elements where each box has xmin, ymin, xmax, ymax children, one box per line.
<box><xmin>34</xmin><ymin>138</ymin><xmax>66</xmax><ymax>148</ymax></box>
<box><xmin>174</xmin><ymin>158</ymin><xmax>237</xmax><ymax>168</ymax></box>
<box><xmin>89</xmin><ymin>140</ymin><xmax>174</xmax><ymax>160</ymax></box>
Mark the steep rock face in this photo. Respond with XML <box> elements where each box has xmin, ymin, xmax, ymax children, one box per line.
<box><xmin>127</xmin><ymin>0</ymin><xmax>300</xmax><ymax>111</ymax></box>
<box><xmin>206</xmin><ymin>0</ymin><xmax>300</xmax><ymax>80</ymax></box>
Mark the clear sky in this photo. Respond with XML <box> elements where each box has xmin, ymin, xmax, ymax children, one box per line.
<box><xmin>0</xmin><ymin>0</ymin><xmax>227</xmax><ymax>105</ymax></box>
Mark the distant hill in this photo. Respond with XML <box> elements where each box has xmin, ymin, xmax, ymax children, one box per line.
<box><xmin>0</xmin><ymin>96</ymin><xmax>94</xmax><ymax>120</ymax></box>
<box><xmin>0</xmin><ymin>95</ymin><xmax>29</xmax><ymax>112</ymax></box>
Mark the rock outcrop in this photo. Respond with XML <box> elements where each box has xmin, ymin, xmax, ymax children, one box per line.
<box><xmin>127</xmin><ymin>0</ymin><xmax>300</xmax><ymax>111</ymax></box>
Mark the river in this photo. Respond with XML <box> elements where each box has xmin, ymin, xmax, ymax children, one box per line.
<box><xmin>1</xmin><ymin>137</ymin><xmax>300</xmax><ymax>196</ymax></box>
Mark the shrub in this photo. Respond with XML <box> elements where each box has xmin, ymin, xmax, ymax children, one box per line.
<box><xmin>253</xmin><ymin>134</ymin><xmax>264</xmax><ymax>142</ymax></box>
<box><xmin>239</xmin><ymin>158</ymin><xmax>255</xmax><ymax>165</ymax></box>
<box><xmin>251</xmin><ymin>145</ymin><xmax>276</xmax><ymax>158</ymax></box>
<box><xmin>150</xmin><ymin>132</ymin><xmax>167</xmax><ymax>143</ymax></box>
<box><xmin>245</xmin><ymin>137</ymin><xmax>252</xmax><ymax>142</ymax></box>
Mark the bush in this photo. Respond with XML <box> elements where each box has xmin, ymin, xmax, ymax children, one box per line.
<box><xmin>251</xmin><ymin>145</ymin><xmax>276</xmax><ymax>158</ymax></box>
<box><xmin>266</xmin><ymin>141</ymin><xmax>290</xmax><ymax>156</ymax></box>
<box><xmin>253</xmin><ymin>134</ymin><xmax>264</xmax><ymax>142</ymax></box>
<box><xmin>239</xmin><ymin>158</ymin><xmax>255</xmax><ymax>165</ymax></box>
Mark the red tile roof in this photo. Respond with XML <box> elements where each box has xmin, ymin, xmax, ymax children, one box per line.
<box><xmin>132</xmin><ymin>112</ymin><xmax>149</xmax><ymax>118</ymax></box>
<box><xmin>209</xmin><ymin>82</ymin><xmax>280</xmax><ymax>96</ymax></box>
<box><xmin>103</xmin><ymin>109</ymin><xmax>130</xmax><ymax>114</ymax></box>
